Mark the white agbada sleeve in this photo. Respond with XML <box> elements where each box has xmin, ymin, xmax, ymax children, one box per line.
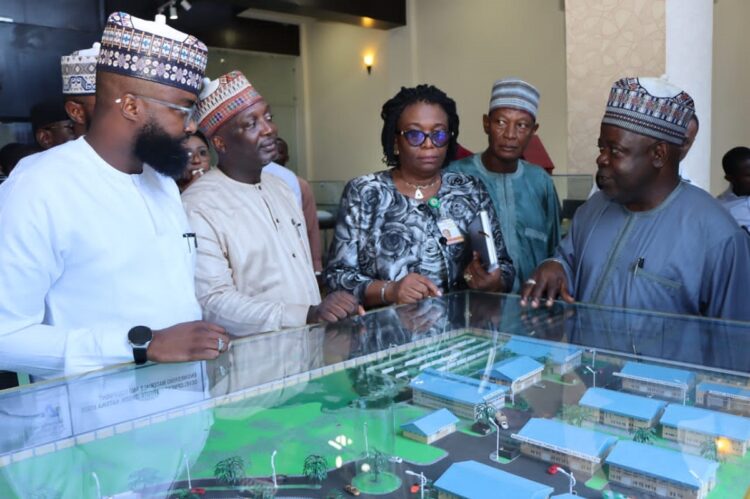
<box><xmin>0</xmin><ymin>173</ymin><xmax>131</xmax><ymax>378</ymax></box>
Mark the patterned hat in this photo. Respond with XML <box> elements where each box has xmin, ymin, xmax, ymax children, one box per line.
<box><xmin>602</xmin><ymin>77</ymin><xmax>695</xmax><ymax>145</ymax></box>
<box><xmin>97</xmin><ymin>12</ymin><xmax>208</xmax><ymax>95</ymax></box>
<box><xmin>489</xmin><ymin>78</ymin><xmax>540</xmax><ymax>119</ymax></box>
<box><xmin>61</xmin><ymin>43</ymin><xmax>100</xmax><ymax>96</ymax></box>
<box><xmin>196</xmin><ymin>70</ymin><xmax>263</xmax><ymax>138</ymax></box>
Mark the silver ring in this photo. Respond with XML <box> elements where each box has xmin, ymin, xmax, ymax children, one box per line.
<box><xmin>525</xmin><ymin>278</ymin><xmax>537</xmax><ymax>286</ymax></box>
<box><xmin>217</xmin><ymin>337</ymin><xmax>225</xmax><ymax>351</ymax></box>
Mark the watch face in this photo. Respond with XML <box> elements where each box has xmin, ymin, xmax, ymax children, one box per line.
<box><xmin>128</xmin><ymin>326</ymin><xmax>152</xmax><ymax>345</ymax></box>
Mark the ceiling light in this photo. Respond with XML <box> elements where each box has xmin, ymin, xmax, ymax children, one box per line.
<box><xmin>169</xmin><ymin>2</ymin><xmax>178</xmax><ymax>19</ymax></box>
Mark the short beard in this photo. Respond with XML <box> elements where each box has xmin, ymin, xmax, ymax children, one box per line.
<box><xmin>134</xmin><ymin>121</ymin><xmax>189</xmax><ymax>179</ymax></box>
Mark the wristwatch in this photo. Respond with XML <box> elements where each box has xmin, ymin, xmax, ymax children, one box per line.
<box><xmin>128</xmin><ymin>325</ymin><xmax>153</xmax><ymax>365</ymax></box>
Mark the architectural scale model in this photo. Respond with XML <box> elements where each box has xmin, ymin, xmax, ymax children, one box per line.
<box><xmin>434</xmin><ymin>460</ymin><xmax>553</xmax><ymax>499</ymax></box>
<box><xmin>605</xmin><ymin>440</ymin><xmax>718</xmax><ymax>499</ymax></box>
<box><xmin>502</xmin><ymin>337</ymin><xmax>583</xmax><ymax>375</ymax></box>
<box><xmin>409</xmin><ymin>368</ymin><xmax>507</xmax><ymax>419</ymax></box>
<box><xmin>511</xmin><ymin>418</ymin><xmax>618</xmax><ymax>474</ymax></box>
<box><xmin>478</xmin><ymin>355</ymin><xmax>544</xmax><ymax>394</ymax></box>
<box><xmin>400</xmin><ymin>408</ymin><xmax>458</xmax><ymax>444</ymax></box>
<box><xmin>578</xmin><ymin>387</ymin><xmax>666</xmax><ymax>430</ymax></box>
<box><xmin>615</xmin><ymin>361</ymin><xmax>695</xmax><ymax>402</ymax></box>
<box><xmin>660</xmin><ymin>403</ymin><xmax>750</xmax><ymax>456</ymax></box>
<box><xmin>696</xmin><ymin>381</ymin><xmax>750</xmax><ymax>416</ymax></box>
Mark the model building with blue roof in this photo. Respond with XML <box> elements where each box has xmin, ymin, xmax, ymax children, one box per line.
<box><xmin>503</xmin><ymin>337</ymin><xmax>582</xmax><ymax>375</ymax></box>
<box><xmin>512</xmin><ymin>418</ymin><xmax>617</xmax><ymax>474</ymax></box>
<box><xmin>400</xmin><ymin>408</ymin><xmax>459</xmax><ymax>444</ymax></box>
<box><xmin>479</xmin><ymin>355</ymin><xmax>544</xmax><ymax>394</ymax></box>
<box><xmin>578</xmin><ymin>387</ymin><xmax>666</xmax><ymax>430</ymax></box>
<box><xmin>696</xmin><ymin>381</ymin><xmax>750</xmax><ymax>417</ymax></box>
<box><xmin>434</xmin><ymin>460</ymin><xmax>553</xmax><ymax>499</ymax></box>
<box><xmin>605</xmin><ymin>440</ymin><xmax>718</xmax><ymax>499</ymax></box>
<box><xmin>661</xmin><ymin>403</ymin><xmax>750</xmax><ymax>456</ymax></box>
<box><xmin>615</xmin><ymin>361</ymin><xmax>695</xmax><ymax>402</ymax></box>
<box><xmin>410</xmin><ymin>368</ymin><xmax>507</xmax><ymax>419</ymax></box>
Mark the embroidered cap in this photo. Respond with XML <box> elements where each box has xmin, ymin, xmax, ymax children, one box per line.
<box><xmin>489</xmin><ymin>78</ymin><xmax>540</xmax><ymax>119</ymax></box>
<box><xmin>97</xmin><ymin>11</ymin><xmax>208</xmax><ymax>95</ymax></box>
<box><xmin>61</xmin><ymin>43</ymin><xmax>100</xmax><ymax>96</ymax></box>
<box><xmin>602</xmin><ymin>77</ymin><xmax>695</xmax><ymax>145</ymax></box>
<box><xmin>196</xmin><ymin>70</ymin><xmax>263</xmax><ymax>138</ymax></box>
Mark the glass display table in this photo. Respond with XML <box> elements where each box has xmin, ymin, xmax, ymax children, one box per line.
<box><xmin>1</xmin><ymin>292</ymin><xmax>749</xmax><ymax>499</ymax></box>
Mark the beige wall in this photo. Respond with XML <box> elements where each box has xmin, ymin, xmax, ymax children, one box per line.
<box><xmin>711</xmin><ymin>0</ymin><xmax>750</xmax><ymax>195</ymax></box>
<box><xmin>565</xmin><ymin>0</ymin><xmax>666</xmax><ymax>174</ymax></box>
<box><xmin>300</xmin><ymin>0</ymin><xmax>568</xmax><ymax>181</ymax></box>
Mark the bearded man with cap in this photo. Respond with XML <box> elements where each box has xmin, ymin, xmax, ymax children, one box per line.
<box><xmin>521</xmin><ymin>77</ymin><xmax>750</xmax><ymax>320</ymax></box>
<box><xmin>447</xmin><ymin>78</ymin><xmax>560</xmax><ymax>292</ymax></box>
<box><xmin>61</xmin><ymin>42</ymin><xmax>100</xmax><ymax>138</ymax></box>
<box><xmin>182</xmin><ymin>70</ymin><xmax>361</xmax><ymax>335</ymax></box>
<box><xmin>0</xmin><ymin>12</ymin><xmax>229</xmax><ymax>379</ymax></box>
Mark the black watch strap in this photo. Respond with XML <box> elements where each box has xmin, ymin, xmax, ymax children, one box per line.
<box><xmin>128</xmin><ymin>325</ymin><xmax>153</xmax><ymax>365</ymax></box>
<box><xmin>133</xmin><ymin>346</ymin><xmax>148</xmax><ymax>365</ymax></box>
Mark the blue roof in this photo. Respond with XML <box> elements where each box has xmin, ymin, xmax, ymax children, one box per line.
<box><xmin>513</xmin><ymin>418</ymin><xmax>617</xmax><ymax>460</ymax></box>
<box><xmin>400</xmin><ymin>408</ymin><xmax>459</xmax><ymax>437</ymax></box>
<box><xmin>480</xmin><ymin>356</ymin><xmax>544</xmax><ymax>383</ymax></box>
<box><xmin>434</xmin><ymin>460</ymin><xmax>553</xmax><ymax>499</ymax></box>
<box><xmin>605</xmin><ymin>440</ymin><xmax>718</xmax><ymax>489</ymax></box>
<box><xmin>660</xmin><ymin>404</ymin><xmax>750</xmax><ymax>442</ymax></box>
<box><xmin>579</xmin><ymin>387</ymin><xmax>666</xmax><ymax>421</ymax></box>
<box><xmin>697</xmin><ymin>382</ymin><xmax>750</xmax><ymax>400</ymax></box>
<box><xmin>503</xmin><ymin>337</ymin><xmax>582</xmax><ymax>364</ymax></box>
<box><xmin>551</xmin><ymin>495</ymin><xmax>579</xmax><ymax>499</ymax></box>
<box><xmin>410</xmin><ymin>369</ymin><xmax>507</xmax><ymax>405</ymax></box>
<box><xmin>618</xmin><ymin>361</ymin><xmax>695</xmax><ymax>386</ymax></box>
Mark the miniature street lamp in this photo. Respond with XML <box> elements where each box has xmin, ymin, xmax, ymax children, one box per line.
<box><xmin>405</xmin><ymin>469</ymin><xmax>427</xmax><ymax>499</ymax></box>
<box><xmin>363</xmin><ymin>422</ymin><xmax>370</xmax><ymax>457</ymax></box>
<box><xmin>585</xmin><ymin>365</ymin><xmax>596</xmax><ymax>388</ymax></box>
<box><xmin>91</xmin><ymin>471</ymin><xmax>101</xmax><ymax>499</ymax></box>
<box><xmin>488</xmin><ymin>418</ymin><xmax>501</xmax><ymax>462</ymax></box>
<box><xmin>183</xmin><ymin>454</ymin><xmax>192</xmax><ymax>489</ymax></box>
<box><xmin>549</xmin><ymin>464</ymin><xmax>576</xmax><ymax>494</ymax></box>
<box><xmin>271</xmin><ymin>450</ymin><xmax>278</xmax><ymax>489</ymax></box>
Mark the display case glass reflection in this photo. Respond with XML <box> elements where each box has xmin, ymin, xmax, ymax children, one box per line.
<box><xmin>1</xmin><ymin>292</ymin><xmax>748</xmax><ymax>498</ymax></box>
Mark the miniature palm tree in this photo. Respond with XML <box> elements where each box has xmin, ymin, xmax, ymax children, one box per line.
<box><xmin>474</xmin><ymin>402</ymin><xmax>495</xmax><ymax>426</ymax></box>
<box><xmin>369</xmin><ymin>449</ymin><xmax>388</xmax><ymax>483</ymax></box>
<box><xmin>632</xmin><ymin>427</ymin><xmax>655</xmax><ymax>444</ymax></box>
<box><xmin>214</xmin><ymin>456</ymin><xmax>246</xmax><ymax>485</ymax></box>
<box><xmin>560</xmin><ymin>404</ymin><xmax>586</xmax><ymax>426</ymax></box>
<box><xmin>303</xmin><ymin>454</ymin><xmax>329</xmax><ymax>484</ymax></box>
<box><xmin>700</xmin><ymin>439</ymin><xmax>719</xmax><ymax>461</ymax></box>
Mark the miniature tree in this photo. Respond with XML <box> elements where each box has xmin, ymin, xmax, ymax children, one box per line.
<box><xmin>632</xmin><ymin>427</ymin><xmax>655</xmax><ymax>444</ymax></box>
<box><xmin>368</xmin><ymin>449</ymin><xmax>388</xmax><ymax>483</ymax></box>
<box><xmin>303</xmin><ymin>454</ymin><xmax>329</xmax><ymax>484</ymax></box>
<box><xmin>214</xmin><ymin>456</ymin><xmax>246</xmax><ymax>485</ymax></box>
<box><xmin>474</xmin><ymin>402</ymin><xmax>495</xmax><ymax>426</ymax></box>
<box><xmin>560</xmin><ymin>404</ymin><xmax>586</xmax><ymax>426</ymax></box>
<box><xmin>514</xmin><ymin>396</ymin><xmax>530</xmax><ymax>412</ymax></box>
<box><xmin>543</xmin><ymin>354</ymin><xmax>556</xmax><ymax>374</ymax></box>
<box><xmin>700</xmin><ymin>439</ymin><xmax>719</xmax><ymax>462</ymax></box>
<box><xmin>127</xmin><ymin>467</ymin><xmax>160</xmax><ymax>493</ymax></box>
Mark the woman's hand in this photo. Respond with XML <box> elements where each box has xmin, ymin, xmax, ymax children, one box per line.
<box><xmin>388</xmin><ymin>273</ymin><xmax>442</xmax><ymax>305</ymax></box>
<box><xmin>463</xmin><ymin>252</ymin><xmax>504</xmax><ymax>292</ymax></box>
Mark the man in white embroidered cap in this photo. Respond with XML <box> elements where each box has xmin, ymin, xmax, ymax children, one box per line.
<box><xmin>521</xmin><ymin>77</ymin><xmax>750</xmax><ymax>320</ymax></box>
<box><xmin>61</xmin><ymin>42</ymin><xmax>100</xmax><ymax>137</ymax></box>
<box><xmin>0</xmin><ymin>12</ymin><xmax>230</xmax><ymax>380</ymax></box>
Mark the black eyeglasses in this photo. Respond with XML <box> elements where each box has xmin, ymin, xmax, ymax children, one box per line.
<box><xmin>398</xmin><ymin>129</ymin><xmax>452</xmax><ymax>148</ymax></box>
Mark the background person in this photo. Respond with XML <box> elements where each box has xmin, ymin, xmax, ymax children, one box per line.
<box><xmin>325</xmin><ymin>84</ymin><xmax>515</xmax><ymax>308</ymax></box>
<box><xmin>448</xmin><ymin>78</ymin><xmax>560</xmax><ymax>292</ymax></box>
<box><xmin>717</xmin><ymin>146</ymin><xmax>750</xmax><ymax>233</ymax></box>
<box><xmin>60</xmin><ymin>43</ymin><xmax>99</xmax><ymax>138</ymax></box>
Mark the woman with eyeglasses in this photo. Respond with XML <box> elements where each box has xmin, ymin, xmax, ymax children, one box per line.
<box><xmin>178</xmin><ymin>130</ymin><xmax>212</xmax><ymax>192</ymax></box>
<box><xmin>325</xmin><ymin>84</ymin><xmax>514</xmax><ymax>308</ymax></box>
